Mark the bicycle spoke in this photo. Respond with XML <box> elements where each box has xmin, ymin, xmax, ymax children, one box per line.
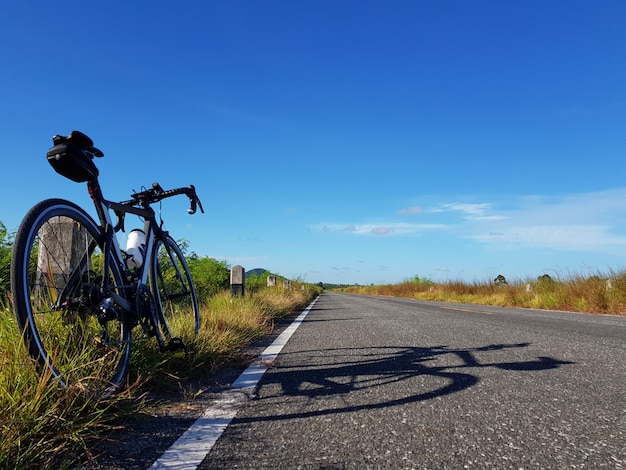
<box><xmin>150</xmin><ymin>236</ymin><xmax>200</xmax><ymax>350</ymax></box>
<box><xmin>11</xmin><ymin>200</ymin><xmax>131</xmax><ymax>397</ymax></box>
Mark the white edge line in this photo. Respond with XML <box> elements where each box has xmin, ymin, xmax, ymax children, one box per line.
<box><xmin>149</xmin><ymin>295</ymin><xmax>320</xmax><ymax>470</ymax></box>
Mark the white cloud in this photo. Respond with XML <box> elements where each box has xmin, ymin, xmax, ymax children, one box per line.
<box><xmin>314</xmin><ymin>188</ymin><xmax>626</xmax><ymax>254</ymax></box>
<box><xmin>371</xmin><ymin>227</ymin><xmax>392</xmax><ymax>235</ymax></box>
<box><xmin>397</xmin><ymin>206</ymin><xmax>424</xmax><ymax>215</ymax></box>
<box><xmin>432</xmin><ymin>202</ymin><xmax>508</xmax><ymax>221</ymax></box>
<box><xmin>463</xmin><ymin>188</ymin><xmax>626</xmax><ymax>252</ymax></box>
<box><xmin>433</xmin><ymin>202</ymin><xmax>489</xmax><ymax>216</ymax></box>
<box><xmin>219</xmin><ymin>255</ymin><xmax>269</xmax><ymax>264</ymax></box>
<box><xmin>315</xmin><ymin>223</ymin><xmax>445</xmax><ymax>236</ymax></box>
<box><xmin>469</xmin><ymin>224</ymin><xmax>626</xmax><ymax>251</ymax></box>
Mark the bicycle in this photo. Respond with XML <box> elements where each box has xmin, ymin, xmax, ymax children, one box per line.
<box><xmin>10</xmin><ymin>130</ymin><xmax>204</xmax><ymax>398</ymax></box>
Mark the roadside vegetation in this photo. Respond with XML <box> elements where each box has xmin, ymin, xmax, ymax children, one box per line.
<box><xmin>336</xmin><ymin>273</ymin><xmax>626</xmax><ymax>316</ymax></box>
<box><xmin>0</xmin><ymin>221</ymin><xmax>321</xmax><ymax>468</ymax></box>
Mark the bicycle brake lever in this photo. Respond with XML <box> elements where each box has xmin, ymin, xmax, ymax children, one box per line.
<box><xmin>188</xmin><ymin>185</ymin><xmax>204</xmax><ymax>215</ymax></box>
<box><xmin>189</xmin><ymin>199</ymin><xmax>204</xmax><ymax>214</ymax></box>
<box><xmin>188</xmin><ymin>200</ymin><xmax>196</xmax><ymax>215</ymax></box>
<box><xmin>192</xmin><ymin>194</ymin><xmax>205</xmax><ymax>214</ymax></box>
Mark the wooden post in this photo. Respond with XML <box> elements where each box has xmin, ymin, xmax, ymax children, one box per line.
<box><xmin>230</xmin><ymin>265</ymin><xmax>245</xmax><ymax>297</ymax></box>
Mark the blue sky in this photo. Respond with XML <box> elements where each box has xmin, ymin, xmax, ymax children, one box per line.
<box><xmin>2</xmin><ymin>1</ymin><xmax>625</xmax><ymax>285</ymax></box>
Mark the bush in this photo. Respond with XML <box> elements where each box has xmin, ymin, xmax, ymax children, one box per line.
<box><xmin>186</xmin><ymin>256</ymin><xmax>230</xmax><ymax>301</ymax></box>
<box><xmin>1</xmin><ymin>277</ymin><xmax>321</xmax><ymax>467</ymax></box>
<box><xmin>246</xmin><ymin>271</ymin><xmax>278</xmax><ymax>293</ymax></box>
<box><xmin>337</xmin><ymin>271</ymin><xmax>626</xmax><ymax>315</ymax></box>
<box><xmin>494</xmin><ymin>274</ymin><xmax>507</xmax><ymax>285</ymax></box>
<box><xmin>0</xmin><ymin>222</ymin><xmax>13</xmax><ymax>302</ymax></box>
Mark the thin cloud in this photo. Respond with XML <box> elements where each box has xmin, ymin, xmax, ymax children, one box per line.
<box><xmin>397</xmin><ymin>206</ymin><xmax>424</xmax><ymax>215</ymax></box>
<box><xmin>463</xmin><ymin>188</ymin><xmax>626</xmax><ymax>252</ymax></box>
<box><xmin>433</xmin><ymin>202</ymin><xmax>491</xmax><ymax>215</ymax></box>
<box><xmin>371</xmin><ymin>227</ymin><xmax>392</xmax><ymax>235</ymax></box>
<box><xmin>470</xmin><ymin>224</ymin><xmax>626</xmax><ymax>252</ymax></box>
<box><xmin>432</xmin><ymin>202</ymin><xmax>507</xmax><ymax>221</ymax></box>
<box><xmin>221</xmin><ymin>255</ymin><xmax>268</xmax><ymax>264</ymax></box>
<box><xmin>314</xmin><ymin>188</ymin><xmax>626</xmax><ymax>254</ymax></box>
<box><xmin>314</xmin><ymin>223</ymin><xmax>445</xmax><ymax>236</ymax></box>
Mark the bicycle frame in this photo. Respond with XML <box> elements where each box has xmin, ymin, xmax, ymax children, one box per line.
<box><xmin>86</xmin><ymin>179</ymin><xmax>165</xmax><ymax>323</ymax></box>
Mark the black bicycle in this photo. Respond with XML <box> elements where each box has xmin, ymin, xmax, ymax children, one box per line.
<box><xmin>10</xmin><ymin>131</ymin><xmax>203</xmax><ymax>398</ymax></box>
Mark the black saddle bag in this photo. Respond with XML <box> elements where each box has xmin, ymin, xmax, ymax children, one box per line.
<box><xmin>46</xmin><ymin>131</ymin><xmax>100</xmax><ymax>183</ymax></box>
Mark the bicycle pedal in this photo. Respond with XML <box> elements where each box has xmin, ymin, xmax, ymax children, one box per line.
<box><xmin>161</xmin><ymin>338</ymin><xmax>186</xmax><ymax>352</ymax></box>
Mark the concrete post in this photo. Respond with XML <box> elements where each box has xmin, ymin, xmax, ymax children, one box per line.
<box><xmin>36</xmin><ymin>216</ymin><xmax>90</xmax><ymax>296</ymax></box>
<box><xmin>230</xmin><ymin>265</ymin><xmax>245</xmax><ymax>297</ymax></box>
<box><xmin>267</xmin><ymin>275</ymin><xmax>276</xmax><ymax>288</ymax></box>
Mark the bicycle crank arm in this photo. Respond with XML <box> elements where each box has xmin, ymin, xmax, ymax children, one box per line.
<box><xmin>159</xmin><ymin>337</ymin><xmax>186</xmax><ymax>352</ymax></box>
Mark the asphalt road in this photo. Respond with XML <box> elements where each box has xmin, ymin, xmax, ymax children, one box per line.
<box><xmin>197</xmin><ymin>292</ymin><xmax>625</xmax><ymax>469</ymax></box>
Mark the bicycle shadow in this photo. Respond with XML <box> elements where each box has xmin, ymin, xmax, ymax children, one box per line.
<box><xmin>240</xmin><ymin>343</ymin><xmax>574</xmax><ymax>422</ymax></box>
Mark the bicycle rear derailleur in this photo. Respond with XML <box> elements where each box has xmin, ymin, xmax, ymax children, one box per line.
<box><xmin>76</xmin><ymin>283</ymin><xmax>119</xmax><ymax>321</ymax></box>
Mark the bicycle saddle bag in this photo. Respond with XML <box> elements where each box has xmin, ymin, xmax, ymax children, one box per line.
<box><xmin>46</xmin><ymin>131</ymin><xmax>101</xmax><ymax>183</ymax></box>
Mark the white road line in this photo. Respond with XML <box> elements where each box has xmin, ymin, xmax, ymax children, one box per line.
<box><xmin>150</xmin><ymin>295</ymin><xmax>320</xmax><ymax>470</ymax></box>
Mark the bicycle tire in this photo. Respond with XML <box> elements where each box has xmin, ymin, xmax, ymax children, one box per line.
<box><xmin>150</xmin><ymin>234</ymin><xmax>200</xmax><ymax>347</ymax></box>
<box><xmin>10</xmin><ymin>199</ymin><xmax>131</xmax><ymax>398</ymax></box>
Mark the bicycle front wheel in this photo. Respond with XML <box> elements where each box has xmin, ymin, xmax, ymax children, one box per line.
<box><xmin>10</xmin><ymin>199</ymin><xmax>131</xmax><ymax>397</ymax></box>
<box><xmin>150</xmin><ymin>235</ymin><xmax>200</xmax><ymax>347</ymax></box>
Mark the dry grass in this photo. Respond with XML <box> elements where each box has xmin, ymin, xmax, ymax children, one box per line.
<box><xmin>0</xmin><ymin>284</ymin><xmax>321</xmax><ymax>468</ymax></box>
<box><xmin>339</xmin><ymin>272</ymin><xmax>626</xmax><ymax>316</ymax></box>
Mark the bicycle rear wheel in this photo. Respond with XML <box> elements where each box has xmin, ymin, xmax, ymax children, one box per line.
<box><xmin>150</xmin><ymin>235</ymin><xmax>200</xmax><ymax>348</ymax></box>
<box><xmin>10</xmin><ymin>199</ymin><xmax>131</xmax><ymax>397</ymax></box>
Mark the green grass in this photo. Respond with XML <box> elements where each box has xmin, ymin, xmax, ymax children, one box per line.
<box><xmin>0</xmin><ymin>283</ymin><xmax>321</xmax><ymax>469</ymax></box>
<box><xmin>337</xmin><ymin>271</ymin><xmax>626</xmax><ymax>316</ymax></box>
<box><xmin>0</xmin><ymin>303</ymin><xmax>133</xmax><ymax>468</ymax></box>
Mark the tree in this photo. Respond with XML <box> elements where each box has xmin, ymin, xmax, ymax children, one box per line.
<box><xmin>185</xmin><ymin>256</ymin><xmax>230</xmax><ymax>301</ymax></box>
<box><xmin>494</xmin><ymin>274</ymin><xmax>507</xmax><ymax>285</ymax></box>
<box><xmin>0</xmin><ymin>222</ymin><xmax>13</xmax><ymax>301</ymax></box>
<box><xmin>536</xmin><ymin>273</ymin><xmax>557</xmax><ymax>292</ymax></box>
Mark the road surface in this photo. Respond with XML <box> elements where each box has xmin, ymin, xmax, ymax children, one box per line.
<box><xmin>167</xmin><ymin>292</ymin><xmax>625</xmax><ymax>469</ymax></box>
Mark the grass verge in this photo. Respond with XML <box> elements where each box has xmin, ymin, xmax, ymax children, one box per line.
<box><xmin>0</xmin><ymin>283</ymin><xmax>321</xmax><ymax>469</ymax></box>
<box><xmin>337</xmin><ymin>271</ymin><xmax>626</xmax><ymax>316</ymax></box>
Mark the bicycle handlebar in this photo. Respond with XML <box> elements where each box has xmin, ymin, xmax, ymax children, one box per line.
<box><xmin>120</xmin><ymin>182</ymin><xmax>204</xmax><ymax>215</ymax></box>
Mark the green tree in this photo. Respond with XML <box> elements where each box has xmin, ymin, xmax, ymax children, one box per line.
<box><xmin>245</xmin><ymin>271</ymin><xmax>271</xmax><ymax>292</ymax></box>
<box><xmin>536</xmin><ymin>273</ymin><xmax>557</xmax><ymax>293</ymax></box>
<box><xmin>186</xmin><ymin>256</ymin><xmax>230</xmax><ymax>301</ymax></box>
<box><xmin>494</xmin><ymin>274</ymin><xmax>508</xmax><ymax>285</ymax></box>
<box><xmin>0</xmin><ymin>222</ymin><xmax>13</xmax><ymax>300</ymax></box>
<box><xmin>410</xmin><ymin>275</ymin><xmax>434</xmax><ymax>287</ymax></box>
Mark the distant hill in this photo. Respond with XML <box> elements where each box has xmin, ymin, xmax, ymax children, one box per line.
<box><xmin>245</xmin><ymin>268</ymin><xmax>269</xmax><ymax>279</ymax></box>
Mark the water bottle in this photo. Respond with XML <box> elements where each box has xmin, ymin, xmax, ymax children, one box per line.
<box><xmin>126</xmin><ymin>229</ymin><xmax>146</xmax><ymax>269</ymax></box>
